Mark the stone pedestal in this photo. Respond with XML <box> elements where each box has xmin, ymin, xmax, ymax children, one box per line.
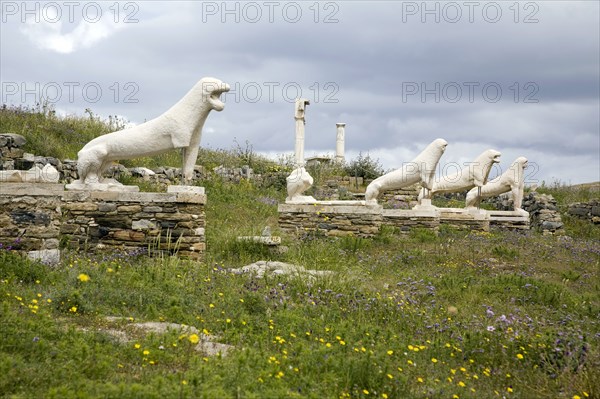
<box><xmin>65</xmin><ymin>180</ymin><xmax>140</xmax><ymax>192</ymax></box>
<box><xmin>0</xmin><ymin>183</ymin><xmax>63</xmax><ymax>256</ymax></box>
<box><xmin>413</xmin><ymin>198</ymin><xmax>436</xmax><ymax>211</ymax></box>
<box><xmin>0</xmin><ymin>183</ymin><xmax>206</xmax><ymax>262</ymax></box>
<box><xmin>278</xmin><ymin>201</ymin><xmax>383</xmax><ymax>237</ymax></box>
<box><xmin>382</xmin><ymin>207</ymin><xmax>440</xmax><ymax>234</ymax></box>
<box><xmin>488</xmin><ymin>210</ymin><xmax>530</xmax><ymax>230</ymax></box>
<box><xmin>438</xmin><ymin>207</ymin><xmax>490</xmax><ymax>232</ymax></box>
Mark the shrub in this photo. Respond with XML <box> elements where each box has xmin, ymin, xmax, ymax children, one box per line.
<box><xmin>344</xmin><ymin>152</ymin><xmax>384</xmax><ymax>180</ymax></box>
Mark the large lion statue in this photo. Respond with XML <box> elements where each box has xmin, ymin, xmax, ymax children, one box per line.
<box><xmin>365</xmin><ymin>138</ymin><xmax>448</xmax><ymax>203</ymax></box>
<box><xmin>418</xmin><ymin>149</ymin><xmax>501</xmax><ymax>202</ymax></box>
<box><xmin>71</xmin><ymin>77</ymin><xmax>230</xmax><ymax>187</ymax></box>
<box><xmin>465</xmin><ymin>156</ymin><xmax>528</xmax><ymax>211</ymax></box>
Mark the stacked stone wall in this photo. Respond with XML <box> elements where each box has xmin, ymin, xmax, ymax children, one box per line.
<box><xmin>278</xmin><ymin>203</ymin><xmax>382</xmax><ymax>237</ymax></box>
<box><xmin>0</xmin><ymin>184</ymin><xmax>206</xmax><ymax>261</ymax></box>
<box><xmin>567</xmin><ymin>200</ymin><xmax>600</xmax><ymax>224</ymax></box>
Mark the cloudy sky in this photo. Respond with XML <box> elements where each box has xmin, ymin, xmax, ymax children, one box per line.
<box><xmin>1</xmin><ymin>1</ymin><xmax>598</xmax><ymax>184</ymax></box>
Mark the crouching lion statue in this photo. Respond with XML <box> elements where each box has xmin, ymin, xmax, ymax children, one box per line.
<box><xmin>418</xmin><ymin>149</ymin><xmax>501</xmax><ymax>202</ymax></box>
<box><xmin>69</xmin><ymin>77</ymin><xmax>230</xmax><ymax>188</ymax></box>
<box><xmin>365</xmin><ymin>138</ymin><xmax>448</xmax><ymax>203</ymax></box>
<box><xmin>465</xmin><ymin>156</ymin><xmax>528</xmax><ymax>211</ymax></box>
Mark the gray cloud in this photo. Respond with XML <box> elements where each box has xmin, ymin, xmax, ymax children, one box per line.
<box><xmin>1</xmin><ymin>0</ymin><xmax>598</xmax><ymax>184</ymax></box>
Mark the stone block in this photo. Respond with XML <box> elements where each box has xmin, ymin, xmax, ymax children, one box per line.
<box><xmin>88</xmin><ymin>225</ymin><xmax>110</xmax><ymax>238</ymax></box>
<box><xmin>113</xmin><ymin>230</ymin><xmax>146</xmax><ymax>242</ymax></box>
<box><xmin>117</xmin><ymin>205</ymin><xmax>142</xmax><ymax>213</ymax></box>
<box><xmin>28</xmin><ymin>249</ymin><xmax>60</xmax><ymax>265</ymax></box>
<box><xmin>14</xmin><ymin>158</ymin><xmax>35</xmax><ymax>170</ymax></box>
<box><xmin>189</xmin><ymin>242</ymin><xmax>206</xmax><ymax>252</ymax></box>
<box><xmin>155</xmin><ymin>213</ymin><xmax>193</xmax><ymax>221</ymax></box>
<box><xmin>167</xmin><ymin>185</ymin><xmax>205</xmax><ymax>195</ymax></box>
<box><xmin>194</xmin><ymin>227</ymin><xmax>205</xmax><ymax>236</ymax></box>
<box><xmin>98</xmin><ymin>203</ymin><xmax>118</xmax><ymax>212</ymax></box>
<box><xmin>0</xmin><ymin>183</ymin><xmax>64</xmax><ymax>196</ymax></box>
<box><xmin>0</xmin><ymin>214</ymin><xmax>13</xmax><ymax>227</ymax></box>
<box><xmin>95</xmin><ymin>215</ymin><xmax>132</xmax><ymax>229</ymax></box>
<box><xmin>43</xmin><ymin>238</ymin><xmax>60</xmax><ymax>249</ymax></box>
<box><xmin>59</xmin><ymin>224</ymin><xmax>81</xmax><ymax>234</ymax></box>
<box><xmin>63</xmin><ymin>202</ymin><xmax>99</xmax><ymax>211</ymax></box>
<box><xmin>143</xmin><ymin>206</ymin><xmax>163</xmax><ymax>213</ymax></box>
<box><xmin>5</xmin><ymin>148</ymin><xmax>24</xmax><ymax>158</ymax></box>
<box><xmin>0</xmin><ymin>133</ymin><xmax>26</xmax><ymax>147</ymax></box>
<box><xmin>10</xmin><ymin>210</ymin><xmax>51</xmax><ymax>226</ymax></box>
<box><xmin>131</xmin><ymin>219</ymin><xmax>157</xmax><ymax>230</ymax></box>
<box><xmin>327</xmin><ymin>229</ymin><xmax>355</xmax><ymax>237</ymax></box>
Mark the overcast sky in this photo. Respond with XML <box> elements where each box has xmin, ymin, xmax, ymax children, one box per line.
<box><xmin>1</xmin><ymin>1</ymin><xmax>598</xmax><ymax>184</ymax></box>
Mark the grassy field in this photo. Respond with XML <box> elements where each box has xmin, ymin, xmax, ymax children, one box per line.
<box><xmin>2</xmin><ymin>178</ymin><xmax>599</xmax><ymax>398</ymax></box>
<box><xmin>1</xmin><ymin>108</ymin><xmax>599</xmax><ymax>398</ymax></box>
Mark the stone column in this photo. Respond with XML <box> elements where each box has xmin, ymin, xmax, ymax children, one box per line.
<box><xmin>335</xmin><ymin>123</ymin><xmax>345</xmax><ymax>163</ymax></box>
<box><xmin>294</xmin><ymin>98</ymin><xmax>310</xmax><ymax>166</ymax></box>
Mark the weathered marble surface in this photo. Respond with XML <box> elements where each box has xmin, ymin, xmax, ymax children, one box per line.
<box><xmin>365</xmin><ymin>138</ymin><xmax>448</xmax><ymax>202</ymax></box>
<box><xmin>69</xmin><ymin>77</ymin><xmax>230</xmax><ymax>189</ymax></box>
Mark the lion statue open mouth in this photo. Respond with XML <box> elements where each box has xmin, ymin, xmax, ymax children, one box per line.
<box><xmin>418</xmin><ymin>149</ymin><xmax>501</xmax><ymax>202</ymax></box>
<box><xmin>69</xmin><ymin>77</ymin><xmax>230</xmax><ymax>188</ymax></box>
<box><xmin>465</xmin><ymin>156</ymin><xmax>528</xmax><ymax>211</ymax></box>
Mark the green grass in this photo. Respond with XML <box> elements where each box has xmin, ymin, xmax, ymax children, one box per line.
<box><xmin>1</xmin><ymin>107</ymin><xmax>599</xmax><ymax>398</ymax></box>
<box><xmin>0</xmin><ymin>104</ymin><xmax>116</xmax><ymax>161</ymax></box>
<box><xmin>2</xmin><ymin>178</ymin><xmax>599</xmax><ymax>398</ymax></box>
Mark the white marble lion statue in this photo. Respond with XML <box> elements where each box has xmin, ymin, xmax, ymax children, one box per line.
<box><xmin>465</xmin><ymin>156</ymin><xmax>528</xmax><ymax>211</ymax></box>
<box><xmin>365</xmin><ymin>138</ymin><xmax>448</xmax><ymax>203</ymax></box>
<box><xmin>418</xmin><ymin>149</ymin><xmax>501</xmax><ymax>202</ymax></box>
<box><xmin>286</xmin><ymin>167</ymin><xmax>316</xmax><ymax>203</ymax></box>
<box><xmin>71</xmin><ymin>77</ymin><xmax>230</xmax><ymax>187</ymax></box>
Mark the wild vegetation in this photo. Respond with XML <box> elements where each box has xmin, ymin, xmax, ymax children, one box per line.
<box><xmin>1</xmin><ymin>107</ymin><xmax>598</xmax><ymax>398</ymax></box>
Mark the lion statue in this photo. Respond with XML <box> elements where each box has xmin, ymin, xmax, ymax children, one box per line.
<box><xmin>70</xmin><ymin>77</ymin><xmax>230</xmax><ymax>188</ymax></box>
<box><xmin>286</xmin><ymin>167</ymin><xmax>316</xmax><ymax>203</ymax></box>
<box><xmin>465</xmin><ymin>156</ymin><xmax>528</xmax><ymax>211</ymax></box>
<box><xmin>365</xmin><ymin>138</ymin><xmax>448</xmax><ymax>203</ymax></box>
<box><xmin>418</xmin><ymin>149</ymin><xmax>501</xmax><ymax>202</ymax></box>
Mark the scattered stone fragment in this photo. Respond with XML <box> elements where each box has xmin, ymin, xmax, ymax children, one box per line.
<box><xmin>229</xmin><ymin>260</ymin><xmax>334</xmax><ymax>279</ymax></box>
<box><xmin>95</xmin><ymin>319</ymin><xmax>233</xmax><ymax>356</ymax></box>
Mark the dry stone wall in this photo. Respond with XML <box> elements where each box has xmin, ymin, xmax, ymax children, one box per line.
<box><xmin>278</xmin><ymin>203</ymin><xmax>383</xmax><ymax>237</ymax></box>
<box><xmin>381</xmin><ymin>209</ymin><xmax>439</xmax><ymax>233</ymax></box>
<box><xmin>567</xmin><ymin>200</ymin><xmax>600</xmax><ymax>224</ymax></box>
<box><xmin>0</xmin><ymin>183</ymin><xmax>206</xmax><ymax>261</ymax></box>
<box><xmin>488</xmin><ymin>191</ymin><xmax>564</xmax><ymax>234</ymax></box>
<box><xmin>0</xmin><ymin>184</ymin><xmax>63</xmax><ymax>253</ymax></box>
